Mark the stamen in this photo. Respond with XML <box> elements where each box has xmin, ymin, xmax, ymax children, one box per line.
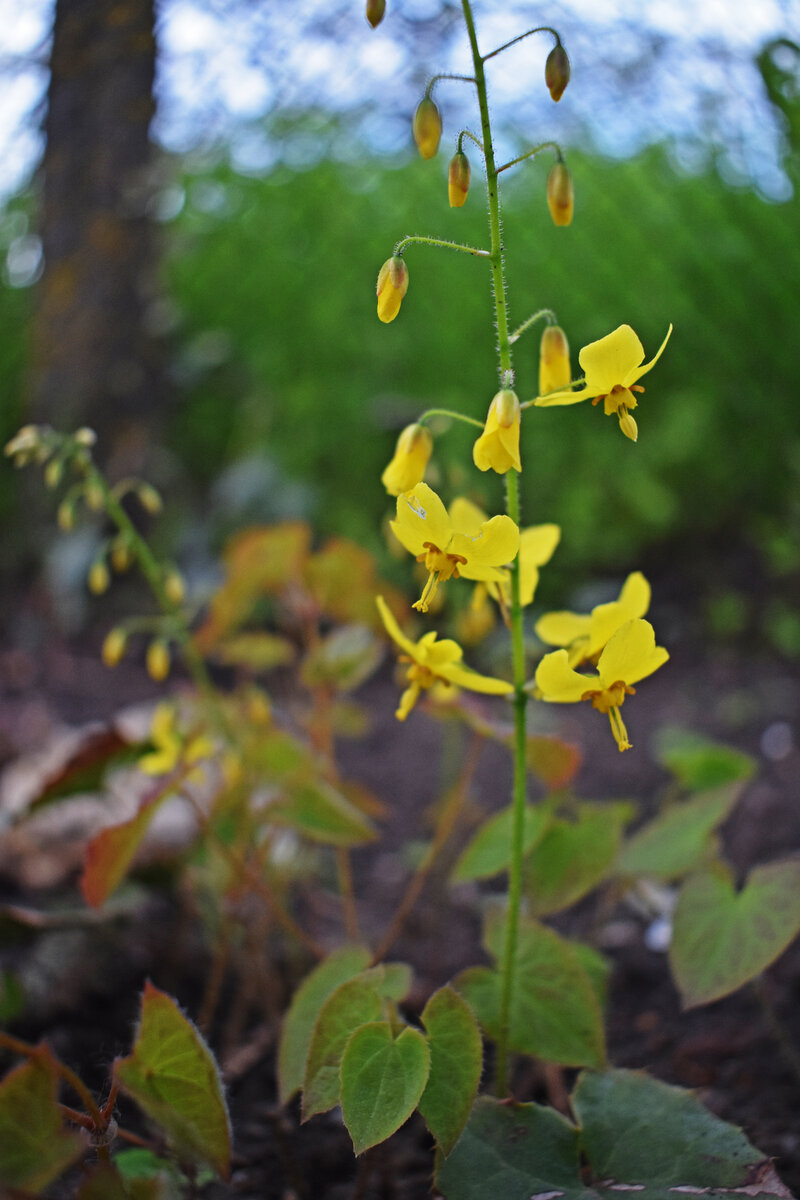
<box><xmin>608</xmin><ymin>706</ymin><xmax>632</xmax><ymax>752</ymax></box>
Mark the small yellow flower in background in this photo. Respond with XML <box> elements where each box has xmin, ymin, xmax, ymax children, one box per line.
<box><xmin>102</xmin><ymin>628</ymin><xmax>128</xmax><ymax>668</ymax></box>
<box><xmin>534</xmin><ymin>323</ymin><xmax>673</xmax><ymax>442</ymax></box>
<box><xmin>448</xmin><ymin>151</ymin><xmax>471</xmax><ymax>207</ymax></box>
<box><xmin>473</xmin><ymin>389</ymin><xmax>521</xmax><ymax>474</ymax></box>
<box><xmin>381</xmin><ymin>423</ymin><xmax>433</xmax><ymax>496</ymax></box>
<box><xmin>546</xmin><ymin>161</ymin><xmax>573</xmax><ymax>226</ymax></box>
<box><xmin>539</xmin><ymin>325</ymin><xmax>572</xmax><ymax>396</ymax></box>
<box><xmin>376</xmin><ymin>256</ymin><xmax>409</xmax><ymax>323</ymax></box>
<box><xmin>140</xmin><ymin>703</ymin><xmax>215</xmax><ymax>778</ymax></box>
<box><xmin>146</xmin><ymin>639</ymin><xmax>171</xmax><ymax>682</ymax></box>
<box><xmin>376</xmin><ymin>596</ymin><xmax>513</xmax><ymax>720</ymax></box>
<box><xmin>413</xmin><ymin>97</ymin><xmax>442</xmax><ymax>159</ymax></box>
<box><xmin>88</xmin><ymin>561</ymin><xmax>110</xmax><ymax>595</ymax></box>
<box><xmin>164</xmin><ymin>569</ymin><xmax>186</xmax><ymax>605</ymax></box>
<box><xmin>545</xmin><ymin>43</ymin><xmax>571</xmax><ymax>101</ymax></box>
<box><xmin>535</xmin><ymin>571</ymin><xmax>651</xmax><ymax>666</ymax></box>
<box><xmin>391</xmin><ymin>483</ymin><xmax>519</xmax><ymax>613</ymax></box>
<box><xmin>450</xmin><ymin>497</ymin><xmax>560</xmax><ymax>610</ymax></box>
<box><xmin>534</xmin><ymin>617</ymin><xmax>668</xmax><ymax>752</ymax></box>
<box><xmin>455</xmin><ymin>583</ymin><xmax>496</xmax><ymax>645</ymax></box>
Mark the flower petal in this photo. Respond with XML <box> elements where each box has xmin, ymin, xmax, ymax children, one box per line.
<box><xmin>625</xmin><ymin>323</ymin><xmax>673</xmax><ymax>387</ymax></box>
<box><xmin>457</xmin><ymin>514</ymin><xmax>519</xmax><ymax>569</ymax></box>
<box><xmin>534</xmin><ymin>384</ymin><xmax>593</xmax><ymax>407</ymax></box>
<box><xmin>535</xmin><ymin>610</ymin><xmax>592</xmax><ymax>647</ymax></box>
<box><xmin>375</xmin><ymin>595</ymin><xmax>418</xmax><ymax>659</ymax></box>
<box><xmin>579</xmin><ymin>325</ymin><xmax>644</xmax><ymax>394</ymax></box>
<box><xmin>535</xmin><ymin>649</ymin><xmax>598</xmax><ymax>703</ymax></box>
<box><xmin>520</xmin><ymin>524</ymin><xmax>561</xmax><ymax>568</ymax></box>
<box><xmin>438</xmin><ymin>660</ymin><xmax>513</xmax><ymax>694</ymax></box>
<box><xmin>587</xmin><ymin>572</ymin><xmax>651</xmax><ymax>656</ymax></box>
<box><xmin>390</xmin><ymin>483</ymin><xmax>452</xmax><ymax>556</ymax></box>
<box><xmin>597</xmin><ymin>618</ymin><xmax>669</xmax><ymax>687</ymax></box>
<box><xmin>449</xmin><ymin>496</ymin><xmax>488</xmax><ymax>537</ymax></box>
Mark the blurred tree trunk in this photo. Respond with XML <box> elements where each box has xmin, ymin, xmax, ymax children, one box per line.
<box><xmin>30</xmin><ymin>0</ymin><xmax>167</xmax><ymax>474</ymax></box>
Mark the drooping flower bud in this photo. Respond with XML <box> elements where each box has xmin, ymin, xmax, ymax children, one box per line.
<box><xmin>413</xmin><ymin>97</ymin><xmax>442</xmax><ymax>159</ymax></box>
<box><xmin>88</xmin><ymin>561</ymin><xmax>110</xmax><ymax>595</ymax></box>
<box><xmin>448</xmin><ymin>151</ymin><xmax>471</xmax><ymax>207</ymax></box>
<box><xmin>539</xmin><ymin>325</ymin><xmax>572</xmax><ymax>395</ymax></box>
<box><xmin>164</xmin><ymin>569</ymin><xmax>186</xmax><ymax>605</ymax></box>
<box><xmin>137</xmin><ymin>483</ymin><xmax>163</xmax><ymax>515</ymax></box>
<box><xmin>376</xmin><ymin>256</ymin><xmax>409</xmax><ymax>323</ymax></box>
<box><xmin>366</xmin><ymin>0</ymin><xmax>385</xmax><ymax>26</ymax></box>
<box><xmin>111</xmin><ymin>536</ymin><xmax>132</xmax><ymax>572</ymax></box>
<box><xmin>381</xmin><ymin>423</ymin><xmax>433</xmax><ymax>496</ymax></box>
<box><xmin>545</xmin><ymin>43</ymin><xmax>571</xmax><ymax>101</ymax></box>
<box><xmin>146</xmin><ymin>639</ymin><xmax>171</xmax><ymax>682</ymax></box>
<box><xmin>102</xmin><ymin>628</ymin><xmax>127</xmax><ymax>668</ymax></box>
<box><xmin>618</xmin><ymin>410</ymin><xmax>639</xmax><ymax>443</ymax></box>
<box><xmin>44</xmin><ymin>458</ymin><xmax>63</xmax><ymax>489</ymax></box>
<box><xmin>473</xmin><ymin>389</ymin><xmax>522</xmax><ymax>474</ymax></box>
<box><xmin>547</xmin><ymin>161</ymin><xmax>574</xmax><ymax>226</ymax></box>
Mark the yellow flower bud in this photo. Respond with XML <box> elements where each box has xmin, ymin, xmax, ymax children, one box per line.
<box><xmin>146</xmin><ymin>639</ymin><xmax>171</xmax><ymax>682</ymax></box>
<box><xmin>413</xmin><ymin>97</ymin><xmax>442</xmax><ymax>159</ymax></box>
<box><xmin>366</xmin><ymin>0</ymin><xmax>385</xmax><ymax>27</ymax></box>
<box><xmin>448</xmin><ymin>151</ymin><xmax>471</xmax><ymax>208</ymax></box>
<box><xmin>547</xmin><ymin>162</ymin><xmax>574</xmax><ymax>227</ymax></box>
<box><xmin>57</xmin><ymin>500</ymin><xmax>76</xmax><ymax>531</ymax></box>
<box><xmin>381</xmin><ymin>423</ymin><xmax>433</xmax><ymax>496</ymax></box>
<box><xmin>44</xmin><ymin>459</ymin><xmax>63</xmax><ymax>490</ymax></box>
<box><xmin>84</xmin><ymin>481</ymin><xmax>105</xmax><ymax>512</ymax></box>
<box><xmin>88</xmin><ymin>561</ymin><xmax>110</xmax><ymax>595</ymax></box>
<box><xmin>376</xmin><ymin>256</ymin><xmax>409</xmax><ymax>323</ymax></box>
<box><xmin>137</xmin><ymin>483</ymin><xmax>163</xmax><ymax>515</ymax></box>
<box><xmin>74</xmin><ymin>428</ymin><xmax>97</xmax><ymax>447</ymax></box>
<box><xmin>545</xmin><ymin>43</ymin><xmax>571</xmax><ymax>102</ymax></box>
<box><xmin>619</xmin><ymin>411</ymin><xmax>639</xmax><ymax>442</ymax></box>
<box><xmin>111</xmin><ymin>537</ymin><xmax>132</xmax><ymax>572</ymax></box>
<box><xmin>102</xmin><ymin>628</ymin><xmax>127</xmax><ymax>667</ymax></box>
<box><xmin>246</xmin><ymin>687</ymin><xmax>272</xmax><ymax>727</ymax></box>
<box><xmin>473</xmin><ymin>389</ymin><xmax>522</xmax><ymax>474</ymax></box>
<box><xmin>539</xmin><ymin>325</ymin><xmax>572</xmax><ymax>395</ymax></box>
<box><xmin>164</xmin><ymin>570</ymin><xmax>186</xmax><ymax>605</ymax></box>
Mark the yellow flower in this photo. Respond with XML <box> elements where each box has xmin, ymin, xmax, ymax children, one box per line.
<box><xmin>376</xmin><ymin>596</ymin><xmax>513</xmax><ymax>720</ymax></box>
<box><xmin>140</xmin><ymin>703</ymin><xmax>214</xmax><ymax>778</ymax></box>
<box><xmin>454</xmin><ymin>583</ymin><xmax>496</xmax><ymax>645</ymax></box>
<box><xmin>546</xmin><ymin>162</ymin><xmax>573</xmax><ymax>226</ymax></box>
<box><xmin>535</xmin><ymin>617</ymin><xmax>668</xmax><ymax>752</ymax></box>
<box><xmin>535</xmin><ymin>571</ymin><xmax>651</xmax><ymax>666</ymax></box>
<box><xmin>377</xmin><ymin>256</ymin><xmax>408</xmax><ymax>323</ymax></box>
<box><xmin>391</xmin><ymin>483</ymin><xmax>519</xmax><ymax>613</ymax></box>
<box><xmin>413</xmin><ymin>97</ymin><xmax>442</xmax><ymax>159</ymax></box>
<box><xmin>535</xmin><ymin>324</ymin><xmax>673</xmax><ymax>442</ymax></box>
<box><xmin>381</xmin><ymin>423</ymin><xmax>433</xmax><ymax>496</ymax></box>
<box><xmin>539</xmin><ymin>325</ymin><xmax>571</xmax><ymax>396</ymax></box>
<box><xmin>450</xmin><ymin>497</ymin><xmax>559</xmax><ymax>610</ymax></box>
<box><xmin>102</xmin><ymin>628</ymin><xmax>127</xmax><ymax>668</ymax></box>
<box><xmin>473</xmin><ymin>389</ymin><xmax>521</xmax><ymax>474</ymax></box>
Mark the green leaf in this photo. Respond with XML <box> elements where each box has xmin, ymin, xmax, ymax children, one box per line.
<box><xmin>213</xmin><ymin>631</ymin><xmax>295</xmax><ymax>670</ymax></box>
<box><xmin>80</xmin><ymin>782</ymin><xmax>174</xmax><ymax>907</ymax></box>
<box><xmin>278</xmin><ymin>945</ymin><xmax>371</xmax><ymax>1104</ymax></box>
<box><xmin>573</xmin><ymin>1068</ymin><xmax>779</xmax><ymax>1190</ymax></box>
<box><xmin>114</xmin><ymin>981</ymin><xmax>231</xmax><ymax>1177</ymax></box>
<box><xmin>526</xmin><ymin>802</ymin><xmax>633</xmax><ymax>914</ymax></box>
<box><xmin>454</xmin><ymin>912</ymin><xmax>606</xmax><ymax>1067</ymax></box>
<box><xmin>340</xmin><ymin>1022</ymin><xmax>430</xmax><ymax>1155</ymax></box>
<box><xmin>418</xmin><ymin>986</ymin><xmax>483</xmax><ymax>1156</ymax></box>
<box><xmin>655</xmin><ymin>728</ymin><xmax>756</xmax><ymax>790</ymax></box>
<box><xmin>436</xmin><ymin>1095</ymin><xmax>581</xmax><ymax>1200</ymax></box>
<box><xmin>451</xmin><ymin>803</ymin><xmax>551</xmax><ymax>884</ymax></box>
<box><xmin>76</xmin><ymin>1164</ymin><xmax>130</xmax><ymax>1200</ymax></box>
<box><xmin>271</xmin><ymin>779</ymin><xmax>377</xmax><ymax>846</ymax></box>
<box><xmin>300</xmin><ymin>623</ymin><xmax>382</xmax><ymax>693</ymax></box>
<box><xmin>0</xmin><ymin>1047</ymin><xmax>84</xmax><ymax>1190</ymax></box>
<box><xmin>616</xmin><ymin>782</ymin><xmax>744</xmax><ymax>880</ymax></box>
<box><xmin>302</xmin><ymin>964</ymin><xmax>412</xmax><ymax>1119</ymax></box>
<box><xmin>669</xmin><ymin>859</ymin><xmax>800</xmax><ymax>1006</ymax></box>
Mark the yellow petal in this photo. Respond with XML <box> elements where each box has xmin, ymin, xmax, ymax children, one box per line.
<box><xmin>449</xmin><ymin>496</ymin><xmax>488</xmax><ymax>536</ymax></box>
<box><xmin>625</xmin><ymin>323</ymin><xmax>673</xmax><ymax>387</ymax></box>
<box><xmin>376</xmin><ymin>595</ymin><xmax>417</xmax><ymax>658</ymax></box>
<box><xmin>390</xmin><ymin>483</ymin><xmax>452</xmax><ymax>557</ymax></box>
<box><xmin>453</xmin><ymin>513</ymin><xmax>519</xmax><ymax>570</ymax></box>
<box><xmin>535</xmin><ymin>610</ymin><xmax>592</xmax><ymax>647</ymax></box>
<box><xmin>520</xmin><ymin>524</ymin><xmax>561</xmax><ymax>568</ymax></box>
<box><xmin>381</xmin><ymin>423</ymin><xmax>433</xmax><ymax>496</ymax></box>
<box><xmin>439</xmin><ymin>660</ymin><xmax>514</xmax><ymax>695</ymax></box>
<box><xmin>579</xmin><ymin>325</ymin><xmax>644</xmax><ymax>394</ymax></box>
<box><xmin>533</xmin><ymin>385</ymin><xmax>590</xmax><ymax>407</ymax></box>
<box><xmin>535</xmin><ymin>649</ymin><xmax>598</xmax><ymax>703</ymax></box>
<box><xmin>587</xmin><ymin>573</ymin><xmax>650</xmax><ymax>657</ymax></box>
<box><xmin>597</xmin><ymin>618</ymin><xmax>669</xmax><ymax>687</ymax></box>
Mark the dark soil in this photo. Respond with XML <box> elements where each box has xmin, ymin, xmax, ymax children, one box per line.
<box><xmin>1</xmin><ymin>603</ymin><xmax>799</xmax><ymax>1200</ymax></box>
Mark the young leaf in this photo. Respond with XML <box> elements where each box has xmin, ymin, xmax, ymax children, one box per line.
<box><xmin>435</xmin><ymin>1095</ymin><xmax>581</xmax><ymax>1199</ymax></box>
<box><xmin>114</xmin><ymin>981</ymin><xmax>231</xmax><ymax>1177</ymax></box>
<box><xmin>526</xmin><ymin>801</ymin><xmax>633</xmax><ymax>914</ymax></box>
<box><xmin>573</xmin><ymin>1068</ymin><xmax>783</xmax><ymax>1190</ymax></box>
<box><xmin>418</xmin><ymin>985</ymin><xmax>483</xmax><ymax>1156</ymax></box>
<box><xmin>302</xmin><ymin>964</ymin><xmax>411</xmax><ymax>1119</ymax></box>
<box><xmin>278</xmin><ymin>945</ymin><xmax>372</xmax><ymax>1104</ymax></box>
<box><xmin>0</xmin><ymin>1047</ymin><xmax>84</xmax><ymax>1191</ymax></box>
<box><xmin>81</xmin><ymin>783</ymin><xmax>174</xmax><ymax>907</ymax></box>
<box><xmin>450</xmin><ymin>803</ymin><xmax>551</xmax><ymax>884</ymax></box>
<box><xmin>76</xmin><ymin>1164</ymin><xmax>131</xmax><ymax>1200</ymax></box>
<box><xmin>616</xmin><ymin>781</ymin><xmax>744</xmax><ymax>880</ymax></box>
<box><xmin>670</xmin><ymin>859</ymin><xmax>800</xmax><ymax>1006</ymax></box>
<box><xmin>525</xmin><ymin>734</ymin><xmax>582</xmax><ymax>789</ymax></box>
<box><xmin>270</xmin><ymin>779</ymin><xmax>377</xmax><ymax>846</ymax></box>
<box><xmin>454</xmin><ymin>912</ymin><xmax>606</xmax><ymax>1067</ymax></box>
<box><xmin>30</xmin><ymin>725</ymin><xmax>140</xmax><ymax>811</ymax></box>
<box><xmin>340</xmin><ymin>1021</ymin><xmax>430</xmax><ymax>1155</ymax></box>
<box><xmin>655</xmin><ymin>728</ymin><xmax>756</xmax><ymax>790</ymax></box>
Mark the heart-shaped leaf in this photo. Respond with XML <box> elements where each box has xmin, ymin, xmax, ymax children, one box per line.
<box><xmin>526</xmin><ymin>801</ymin><xmax>633</xmax><ymax>914</ymax></box>
<box><xmin>655</xmin><ymin>729</ymin><xmax>755</xmax><ymax>790</ymax></box>
<box><xmin>278</xmin><ymin>945</ymin><xmax>371</xmax><ymax>1104</ymax></box>
<box><xmin>340</xmin><ymin>1022</ymin><xmax>430</xmax><ymax>1154</ymax></box>
<box><xmin>270</xmin><ymin>779</ymin><xmax>377</xmax><ymax>846</ymax></box>
<box><xmin>114</xmin><ymin>982</ymin><xmax>231</xmax><ymax>1177</ymax></box>
<box><xmin>418</xmin><ymin>986</ymin><xmax>483</xmax><ymax>1155</ymax></box>
<box><xmin>451</xmin><ymin>803</ymin><xmax>551</xmax><ymax>884</ymax></box>
<box><xmin>81</xmin><ymin>779</ymin><xmax>176</xmax><ymax>907</ymax></box>
<box><xmin>670</xmin><ymin>859</ymin><xmax>800</xmax><ymax>1006</ymax></box>
<box><xmin>0</xmin><ymin>1047</ymin><xmax>84</xmax><ymax>1190</ymax></box>
<box><xmin>616</xmin><ymin>782</ymin><xmax>744</xmax><ymax>881</ymax></box>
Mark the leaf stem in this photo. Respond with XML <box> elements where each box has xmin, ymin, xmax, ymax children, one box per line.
<box><xmin>482</xmin><ymin>25</ymin><xmax>560</xmax><ymax>64</ymax></box>
<box><xmin>393</xmin><ymin>234</ymin><xmax>490</xmax><ymax>258</ymax></box>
